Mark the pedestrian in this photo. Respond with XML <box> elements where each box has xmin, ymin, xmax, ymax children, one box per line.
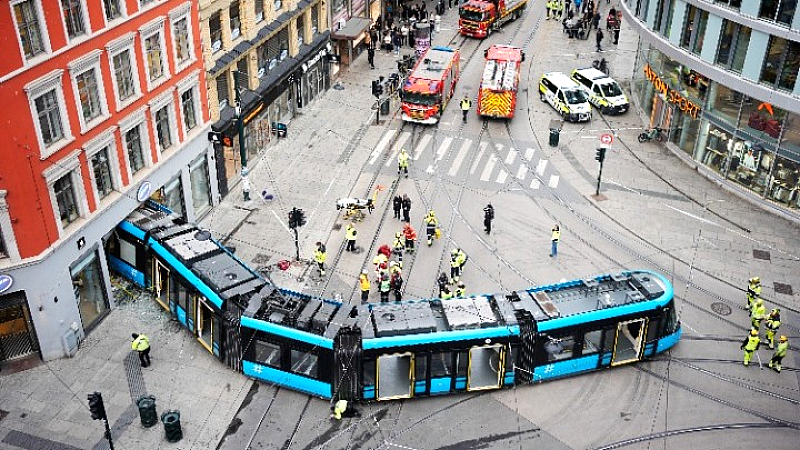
<box><xmin>596</xmin><ymin>28</ymin><xmax>604</xmax><ymax>52</ymax></box>
<box><xmin>460</xmin><ymin>95</ymin><xmax>471</xmax><ymax>123</ymax></box>
<box><xmin>746</xmin><ymin>276</ymin><xmax>762</xmax><ymax>311</ymax></box>
<box><xmin>592</xmin><ymin>11</ymin><xmax>600</xmax><ymax>29</ymax></box>
<box><xmin>314</xmin><ymin>242</ymin><xmax>327</xmax><ymax>276</ymax></box>
<box><xmin>546</xmin><ymin>0</ymin><xmax>554</xmax><ymax>19</ymax></box>
<box><xmin>359</xmin><ymin>271</ymin><xmax>370</xmax><ymax>303</ymax></box>
<box><xmin>368</xmin><ymin>46</ymin><xmax>375</xmax><ymax>69</ymax></box>
<box><xmin>437</xmin><ymin>271</ymin><xmax>450</xmax><ymax>297</ymax></box>
<box><xmin>440</xmin><ymin>286</ymin><xmax>453</xmax><ymax>300</ymax></box>
<box><xmin>550</xmin><ymin>224</ymin><xmax>561</xmax><ymax>257</ymax></box>
<box><xmin>379</xmin><ymin>273</ymin><xmax>391</xmax><ymax>303</ymax></box>
<box><xmin>402</xmin><ymin>194</ymin><xmax>411</xmax><ymax>222</ymax></box>
<box><xmin>768</xmin><ymin>336</ymin><xmax>789</xmax><ymax>373</ymax></box>
<box><xmin>483</xmin><ymin>203</ymin><xmax>494</xmax><ymax>234</ymax></box>
<box><xmin>450</xmin><ymin>249</ymin><xmax>461</xmax><ymax>283</ymax></box>
<box><xmin>345</xmin><ymin>223</ymin><xmax>357</xmax><ymax>251</ymax></box>
<box><xmin>448</xmin><ymin>0</ymin><xmax>453</xmax><ymax>9</ymax></box>
<box><xmin>391</xmin><ymin>270</ymin><xmax>403</xmax><ymax>302</ymax></box>
<box><xmin>393</xmin><ymin>30</ymin><xmax>402</xmax><ymax>55</ymax></box>
<box><xmin>403</xmin><ymin>223</ymin><xmax>417</xmax><ymax>252</ymax></box>
<box><xmin>400</xmin><ymin>23</ymin><xmax>409</xmax><ymax>48</ymax></box>
<box><xmin>131</xmin><ymin>333</ymin><xmax>151</xmax><ymax>367</ymax></box>
<box><xmin>398</xmin><ymin>148</ymin><xmax>410</xmax><ymax>177</ymax></box>
<box><xmin>242</xmin><ymin>175</ymin><xmax>251</xmax><ymax>201</ymax></box>
<box><xmin>456</xmin><ymin>248</ymin><xmax>467</xmax><ymax>274</ymax></box>
<box><xmin>393</xmin><ymin>232</ymin><xmax>405</xmax><ymax>267</ymax></box>
<box><xmin>555</xmin><ymin>0</ymin><xmax>564</xmax><ymax>19</ymax></box>
<box><xmin>751</xmin><ymin>298</ymin><xmax>767</xmax><ymax>331</ymax></box>
<box><xmin>740</xmin><ymin>328</ymin><xmax>761</xmax><ymax>366</ymax></box>
<box><xmin>613</xmin><ymin>25</ymin><xmax>620</xmax><ymax>45</ymax></box>
<box><xmin>455</xmin><ymin>282</ymin><xmax>466</xmax><ymax>298</ymax></box>
<box><xmin>393</xmin><ymin>194</ymin><xmax>402</xmax><ymax>220</ymax></box>
<box><xmin>331</xmin><ymin>399</ymin><xmax>360</xmax><ymax>419</ymax></box>
<box><xmin>424</xmin><ymin>209</ymin><xmax>438</xmax><ymax>246</ymax></box>
<box><xmin>764</xmin><ymin>308</ymin><xmax>781</xmax><ymax>349</ymax></box>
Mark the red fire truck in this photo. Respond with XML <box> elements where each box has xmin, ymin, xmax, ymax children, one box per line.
<box><xmin>459</xmin><ymin>0</ymin><xmax>528</xmax><ymax>38</ymax></box>
<box><xmin>478</xmin><ymin>45</ymin><xmax>524</xmax><ymax>119</ymax></box>
<box><xmin>400</xmin><ymin>47</ymin><xmax>461</xmax><ymax>124</ymax></box>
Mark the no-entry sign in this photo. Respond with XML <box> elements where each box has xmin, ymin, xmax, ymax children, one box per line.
<box><xmin>600</xmin><ymin>133</ymin><xmax>613</xmax><ymax>146</ymax></box>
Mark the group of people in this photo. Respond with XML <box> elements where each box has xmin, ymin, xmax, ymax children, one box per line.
<box><xmin>437</xmin><ymin>248</ymin><xmax>469</xmax><ymax>299</ymax></box>
<box><xmin>554</xmin><ymin>0</ymin><xmax>620</xmax><ymax>50</ymax></box>
<box><xmin>374</xmin><ymin>0</ymin><xmax>434</xmax><ymax>55</ymax></box>
<box><xmin>740</xmin><ymin>276</ymin><xmax>789</xmax><ymax>373</ymax></box>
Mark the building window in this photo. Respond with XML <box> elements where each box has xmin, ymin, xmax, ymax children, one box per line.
<box><xmin>760</xmin><ymin>36</ymin><xmax>800</xmax><ymax>91</ymax></box>
<box><xmin>297</xmin><ymin>16</ymin><xmax>305</xmax><ymax>46</ymax></box>
<box><xmin>76</xmin><ymin>68</ymin><xmax>103</xmax><ymax>123</ymax></box>
<box><xmin>113</xmin><ymin>49</ymin><xmax>136</xmax><ymax>101</ymax></box>
<box><xmin>145</xmin><ymin>33</ymin><xmax>165</xmax><ymax>82</ymax></box>
<box><xmin>173</xmin><ymin>18</ymin><xmax>191</xmax><ymax>65</ymax></box>
<box><xmin>61</xmin><ymin>0</ymin><xmax>86</xmax><ymax>39</ymax></box>
<box><xmin>181</xmin><ymin>88</ymin><xmax>197</xmax><ymax>132</ymax></box>
<box><xmin>54</xmin><ymin>174</ymin><xmax>79</xmax><ymax>227</ymax></box>
<box><xmin>216</xmin><ymin>73</ymin><xmax>229</xmax><ymax>108</ymax></box>
<box><xmin>90</xmin><ymin>148</ymin><xmax>114</xmax><ymax>199</ymax></box>
<box><xmin>760</xmin><ymin>0</ymin><xmax>798</xmax><ymax>26</ymax></box>
<box><xmin>155</xmin><ymin>105</ymin><xmax>173</xmax><ymax>151</ymax></box>
<box><xmin>311</xmin><ymin>4</ymin><xmax>319</xmax><ymax>35</ymax></box>
<box><xmin>230</xmin><ymin>2</ymin><xmax>241</xmax><ymax>40</ymax></box>
<box><xmin>209</xmin><ymin>12</ymin><xmax>222</xmax><ymax>52</ymax></box>
<box><xmin>255</xmin><ymin>0</ymin><xmax>264</xmax><ymax>22</ymax></box>
<box><xmin>103</xmin><ymin>0</ymin><xmax>123</xmax><ymax>21</ymax></box>
<box><xmin>0</xmin><ymin>225</ymin><xmax>7</xmax><ymax>258</ymax></box>
<box><xmin>190</xmin><ymin>157</ymin><xmax>211</xmax><ymax>216</ymax></box>
<box><xmin>13</xmin><ymin>0</ymin><xmax>46</xmax><ymax>59</ymax></box>
<box><xmin>35</xmin><ymin>90</ymin><xmax>65</xmax><ymax>146</ymax></box>
<box><xmin>274</xmin><ymin>0</ymin><xmax>283</xmax><ymax>11</ymax></box>
<box><xmin>713</xmin><ymin>0</ymin><xmax>741</xmax><ymax>9</ymax></box>
<box><xmin>716</xmin><ymin>22</ymin><xmax>751</xmax><ymax>73</ymax></box>
<box><xmin>237</xmin><ymin>58</ymin><xmax>249</xmax><ymax>83</ymax></box>
<box><xmin>162</xmin><ymin>176</ymin><xmax>184</xmax><ymax>217</ymax></box>
<box><xmin>125</xmin><ymin>125</ymin><xmax>145</xmax><ymax>174</ymax></box>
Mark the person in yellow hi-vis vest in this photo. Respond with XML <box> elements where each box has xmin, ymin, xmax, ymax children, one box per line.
<box><xmin>314</xmin><ymin>242</ymin><xmax>327</xmax><ymax>276</ymax></box>
<box><xmin>550</xmin><ymin>225</ymin><xmax>561</xmax><ymax>257</ymax></box>
<box><xmin>750</xmin><ymin>298</ymin><xmax>767</xmax><ymax>331</ymax></box>
<box><xmin>764</xmin><ymin>308</ymin><xmax>781</xmax><ymax>349</ymax></box>
<box><xmin>769</xmin><ymin>336</ymin><xmax>789</xmax><ymax>373</ymax></box>
<box><xmin>746</xmin><ymin>276</ymin><xmax>761</xmax><ymax>311</ymax></box>
<box><xmin>398</xmin><ymin>148</ymin><xmax>410</xmax><ymax>178</ymax></box>
<box><xmin>740</xmin><ymin>328</ymin><xmax>761</xmax><ymax>366</ymax></box>
<box><xmin>460</xmin><ymin>96</ymin><xmax>471</xmax><ymax>123</ymax></box>
<box><xmin>132</xmin><ymin>333</ymin><xmax>151</xmax><ymax>367</ymax></box>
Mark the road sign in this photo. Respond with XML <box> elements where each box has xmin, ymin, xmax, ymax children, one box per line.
<box><xmin>600</xmin><ymin>133</ymin><xmax>613</xmax><ymax>146</ymax></box>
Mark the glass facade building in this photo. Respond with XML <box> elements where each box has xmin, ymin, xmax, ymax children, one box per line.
<box><xmin>624</xmin><ymin>0</ymin><xmax>800</xmax><ymax>213</ymax></box>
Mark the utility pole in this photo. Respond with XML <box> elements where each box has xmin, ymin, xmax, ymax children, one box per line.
<box><xmin>234</xmin><ymin>71</ymin><xmax>249</xmax><ymax>201</ymax></box>
<box><xmin>288</xmin><ymin>207</ymin><xmax>307</xmax><ymax>260</ymax></box>
<box><xmin>595</xmin><ymin>147</ymin><xmax>607</xmax><ymax>196</ymax></box>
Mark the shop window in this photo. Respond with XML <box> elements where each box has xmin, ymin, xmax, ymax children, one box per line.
<box><xmin>768</xmin><ymin>154</ymin><xmax>800</xmax><ymax>206</ymax></box>
<box><xmin>545</xmin><ymin>334</ymin><xmax>575</xmax><ymax>361</ymax></box>
<box><xmin>661</xmin><ymin>0</ymin><xmax>677</xmax><ymax>38</ymax></box>
<box><xmin>701</xmin><ymin>125</ymin><xmax>733</xmax><ymax>174</ymax></box>
<box><xmin>582</xmin><ymin>330</ymin><xmax>603</xmax><ymax>354</ymax></box>
<box><xmin>255</xmin><ymin>340</ymin><xmax>281</xmax><ymax>367</ymax></box>
<box><xmin>430</xmin><ymin>352</ymin><xmax>452</xmax><ymax>377</ymax></box>
<box><xmin>162</xmin><ymin>176</ymin><xmax>184</xmax><ymax>216</ymax></box>
<box><xmin>715</xmin><ymin>20</ymin><xmax>737</xmax><ymax>67</ymax></box>
<box><xmin>209</xmin><ymin>12</ymin><xmax>222</xmax><ymax>53</ymax></box>
<box><xmin>691</xmin><ymin>10</ymin><xmax>708</xmax><ymax>55</ymax></box>
<box><xmin>759</xmin><ymin>0</ymin><xmax>797</xmax><ymax>26</ymax></box>
<box><xmin>760</xmin><ymin>37</ymin><xmax>800</xmax><ymax>92</ymax></box>
<box><xmin>291</xmin><ymin>349</ymin><xmax>318</xmax><ymax>377</ymax></box>
<box><xmin>230</xmin><ymin>1</ymin><xmax>241</xmax><ymax>40</ymax></box>
<box><xmin>731</xmin><ymin>26</ymin><xmax>751</xmax><ymax>73</ymax></box>
<box><xmin>71</xmin><ymin>252</ymin><xmax>110</xmax><ymax>329</ymax></box>
<box><xmin>190</xmin><ymin>156</ymin><xmax>211</xmax><ymax>217</ymax></box>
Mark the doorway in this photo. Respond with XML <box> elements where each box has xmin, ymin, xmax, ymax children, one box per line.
<box><xmin>152</xmin><ymin>259</ymin><xmax>170</xmax><ymax>311</ymax></box>
<box><xmin>0</xmin><ymin>292</ymin><xmax>39</xmax><ymax>361</ymax></box>
<box><xmin>468</xmin><ymin>344</ymin><xmax>504</xmax><ymax>391</ymax></box>
<box><xmin>377</xmin><ymin>353</ymin><xmax>414</xmax><ymax>400</ymax></box>
<box><xmin>611</xmin><ymin>319</ymin><xmax>647</xmax><ymax>365</ymax></box>
<box><xmin>196</xmin><ymin>299</ymin><xmax>214</xmax><ymax>353</ymax></box>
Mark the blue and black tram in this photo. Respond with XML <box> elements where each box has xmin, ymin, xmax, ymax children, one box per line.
<box><xmin>110</xmin><ymin>204</ymin><xmax>680</xmax><ymax>401</ymax></box>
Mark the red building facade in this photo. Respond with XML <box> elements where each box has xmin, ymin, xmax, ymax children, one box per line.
<box><xmin>0</xmin><ymin>0</ymin><xmax>218</xmax><ymax>363</ymax></box>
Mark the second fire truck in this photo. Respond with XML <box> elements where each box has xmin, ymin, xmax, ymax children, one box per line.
<box><xmin>478</xmin><ymin>45</ymin><xmax>524</xmax><ymax>119</ymax></box>
<box><xmin>400</xmin><ymin>47</ymin><xmax>461</xmax><ymax>124</ymax></box>
<box><xmin>459</xmin><ymin>0</ymin><xmax>528</xmax><ymax>38</ymax></box>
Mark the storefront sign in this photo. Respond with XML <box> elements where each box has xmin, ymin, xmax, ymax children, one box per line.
<box><xmin>302</xmin><ymin>48</ymin><xmax>329</xmax><ymax>72</ymax></box>
<box><xmin>0</xmin><ymin>274</ymin><xmax>13</xmax><ymax>294</ymax></box>
<box><xmin>643</xmin><ymin>64</ymin><xmax>702</xmax><ymax>120</ymax></box>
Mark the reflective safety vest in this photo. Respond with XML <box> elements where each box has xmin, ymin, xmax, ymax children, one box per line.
<box><xmin>314</xmin><ymin>249</ymin><xmax>327</xmax><ymax>264</ymax></box>
<box><xmin>393</xmin><ymin>236</ymin><xmax>404</xmax><ymax>249</ymax></box>
<box><xmin>398</xmin><ymin>151</ymin><xmax>410</xmax><ymax>168</ymax></box>
<box><xmin>450</xmin><ymin>254</ymin><xmax>460</xmax><ymax>268</ymax></box>
<box><xmin>460</xmin><ymin>99</ymin><xmax>471</xmax><ymax>111</ymax></box>
<box><xmin>132</xmin><ymin>335</ymin><xmax>150</xmax><ymax>351</ymax></box>
<box><xmin>765</xmin><ymin>317</ymin><xmax>781</xmax><ymax>331</ymax></box>
<box><xmin>346</xmin><ymin>225</ymin><xmax>357</xmax><ymax>241</ymax></box>
<box><xmin>551</xmin><ymin>229</ymin><xmax>561</xmax><ymax>242</ymax></box>
<box><xmin>555</xmin><ymin>1</ymin><xmax>563</xmax><ymax>12</ymax></box>
<box><xmin>455</xmin><ymin>286</ymin><xmax>466</xmax><ymax>297</ymax></box>
<box><xmin>333</xmin><ymin>400</ymin><xmax>348</xmax><ymax>419</ymax></box>
<box><xmin>441</xmin><ymin>290</ymin><xmax>453</xmax><ymax>300</ymax></box>
<box><xmin>359</xmin><ymin>276</ymin><xmax>370</xmax><ymax>292</ymax></box>
<box><xmin>744</xmin><ymin>335</ymin><xmax>760</xmax><ymax>351</ymax></box>
<box><xmin>774</xmin><ymin>341</ymin><xmax>788</xmax><ymax>358</ymax></box>
<box><xmin>748</xmin><ymin>282</ymin><xmax>762</xmax><ymax>297</ymax></box>
<box><xmin>425</xmin><ymin>214</ymin><xmax>438</xmax><ymax>228</ymax></box>
<box><xmin>380</xmin><ymin>278</ymin><xmax>391</xmax><ymax>292</ymax></box>
<box><xmin>751</xmin><ymin>303</ymin><xmax>766</xmax><ymax>321</ymax></box>
<box><xmin>455</xmin><ymin>250</ymin><xmax>467</xmax><ymax>267</ymax></box>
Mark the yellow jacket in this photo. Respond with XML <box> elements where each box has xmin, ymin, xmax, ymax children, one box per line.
<box><xmin>132</xmin><ymin>335</ymin><xmax>150</xmax><ymax>351</ymax></box>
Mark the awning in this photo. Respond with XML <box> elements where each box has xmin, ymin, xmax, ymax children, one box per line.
<box><xmin>331</xmin><ymin>17</ymin><xmax>372</xmax><ymax>40</ymax></box>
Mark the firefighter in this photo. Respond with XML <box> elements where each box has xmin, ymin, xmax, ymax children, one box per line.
<box><xmin>555</xmin><ymin>0</ymin><xmax>564</xmax><ymax>19</ymax></box>
<box><xmin>456</xmin><ymin>248</ymin><xmax>467</xmax><ymax>275</ymax></box>
<box><xmin>391</xmin><ymin>269</ymin><xmax>403</xmax><ymax>302</ymax></box>
<box><xmin>746</xmin><ymin>276</ymin><xmax>761</xmax><ymax>311</ymax></box>
<box><xmin>460</xmin><ymin>96</ymin><xmax>472</xmax><ymax>123</ymax></box>
<box><xmin>359</xmin><ymin>271</ymin><xmax>370</xmax><ymax>303</ymax></box>
<box><xmin>424</xmin><ymin>210</ymin><xmax>438</xmax><ymax>246</ymax></box>
<box><xmin>455</xmin><ymin>282</ymin><xmax>466</xmax><ymax>298</ymax></box>
<box><xmin>764</xmin><ymin>308</ymin><xmax>781</xmax><ymax>349</ymax></box>
<box><xmin>314</xmin><ymin>242</ymin><xmax>327</xmax><ymax>276</ymax></box>
<box><xmin>393</xmin><ymin>231</ymin><xmax>405</xmax><ymax>267</ymax></box>
<box><xmin>751</xmin><ymin>298</ymin><xmax>767</xmax><ymax>331</ymax></box>
<box><xmin>379</xmin><ymin>273</ymin><xmax>391</xmax><ymax>303</ymax></box>
<box><xmin>450</xmin><ymin>249</ymin><xmax>461</xmax><ymax>283</ymax></box>
<box><xmin>437</xmin><ymin>272</ymin><xmax>450</xmax><ymax>297</ymax></box>
<box><xmin>398</xmin><ymin>148</ymin><xmax>410</xmax><ymax>178</ymax></box>
<box><xmin>740</xmin><ymin>328</ymin><xmax>761</xmax><ymax>366</ymax></box>
<box><xmin>403</xmin><ymin>223</ymin><xmax>417</xmax><ymax>252</ymax></box>
<box><xmin>345</xmin><ymin>224</ymin><xmax>357</xmax><ymax>252</ymax></box>
<box><xmin>768</xmin><ymin>336</ymin><xmax>789</xmax><ymax>373</ymax></box>
<box><xmin>440</xmin><ymin>286</ymin><xmax>453</xmax><ymax>300</ymax></box>
<box><xmin>546</xmin><ymin>0</ymin><xmax>554</xmax><ymax>19</ymax></box>
<box><xmin>375</xmin><ymin>261</ymin><xmax>388</xmax><ymax>285</ymax></box>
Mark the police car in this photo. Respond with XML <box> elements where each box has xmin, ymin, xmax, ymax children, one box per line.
<box><xmin>571</xmin><ymin>68</ymin><xmax>629</xmax><ymax>115</ymax></box>
<box><xmin>539</xmin><ymin>72</ymin><xmax>591</xmax><ymax>122</ymax></box>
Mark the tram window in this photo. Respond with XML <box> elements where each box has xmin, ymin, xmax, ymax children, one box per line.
<box><xmin>663</xmin><ymin>307</ymin><xmax>678</xmax><ymax>336</ymax></box>
<box><xmin>603</xmin><ymin>327</ymin><xmax>616</xmax><ymax>350</ymax></box>
<box><xmin>504</xmin><ymin>345</ymin><xmax>517</xmax><ymax>372</ymax></box>
<box><xmin>582</xmin><ymin>330</ymin><xmax>603</xmax><ymax>354</ymax></box>
<box><xmin>254</xmin><ymin>341</ymin><xmax>281</xmax><ymax>367</ymax></box>
<box><xmin>363</xmin><ymin>359</ymin><xmax>376</xmax><ymax>385</ymax></box>
<box><xmin>415</xmin><ymin>355</ymin><xmax>427</xmax><ymax>380</ymax></box>
<box><xmin>176</xmin><ymin>281</ymin><xmax>190</xmax><ymax>312</ymax></box>
<box><xmin>169</xmin><ymin>273</ymin><xmax>179</xmax><ymax>305</ymax></box>
<box><xmin>291</xmin><ymin>349</ymin><xmax>318</xmax><ymax>377</ymax></box>
<box><xmin>545</xmin><ymin>335</ymin><xmax>575</xmax><ymax>361</ymax></box>
<box><xmin>430</xmin><ymin>352</ymin><xmax>452</xmax><ymax>377</ymax></box>
<box><xmin>646</xmin><ymin>318</ymin><xmax>661</xmax><ymax>342</ymax></box>
<box><xmin>455</xmin><ymin>352</ymin><xmax>468</xmax><ymax>377</ymax></box>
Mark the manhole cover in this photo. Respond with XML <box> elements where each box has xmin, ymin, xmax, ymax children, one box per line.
<box><xmin>252</xmin><ymin>253</ymin><xmax>271</xmax><ymax>265</ymax></box>
<box><xmin>774</xmin><ymin>282</ymin><xmax>793</xmax><ymax>295</ymax></box>
<box><xmin>753</xmin><ymin>249</ymin><xmax>771</xmax><ymax>260</ymax></box>
<box><xmin>710</xmin><ymin>302</ymin><xmax>732</xmax><ymax>316</ymax></box>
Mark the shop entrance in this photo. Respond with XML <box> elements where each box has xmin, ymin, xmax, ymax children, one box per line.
<box><xmin>0</xmin><ymin>291</ymin><xmax>39</xmax><ymax>361</ymax></box>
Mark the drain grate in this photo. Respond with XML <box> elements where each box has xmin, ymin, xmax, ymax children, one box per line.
<box><xmin>774</xmin><ymin>282</ymin><xmax>793</xmax><ymax>296</ymax></box>
<box><xmin>710</xmin><ymin>302</ymin><xmax>732</xmax><ymax>316</ymax></box>
<box><xmin>753</xmin><ymin>249</ymin><xmax>771</xmax><ymax>260</ymax></box>
<box><xmin>252</xmin><ymin>253</ymin><xmax>271</xmax><ymax>265</ymax></box>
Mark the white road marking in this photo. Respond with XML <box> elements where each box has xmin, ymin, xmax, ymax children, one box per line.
<box><xmin>385</xmin><ymin>132</ymin><xmax>411</xmax><ymax>166</ymax></box>
<box><xmin>448</xmin><ymin>139</ymin><xmax>472</xmax><ymax>177</ymax></box>
<box><xmin>426</xmin><ymin>137</ymin><xmax>453</xmax><ymax>173</ymax></box>
<box><xmin>504</xmin><ymin>148</ymin><xmax>518</xmax><ymax>165</ymax></box>
<box><xmin>530</xmin><ymin>179</ymin><xmax>541</xmax><ymax>189</ymax></box>
<box><xmin>480</xmin><ymin>153</ymin><xmax>497</xmax><ymax>181</ymax></box>
<box><xmin>536</xmin><ymin>159</ymin><xmax>548</xmax><ymax>176</ymax></box>
<box><xmin>369</xmin><ymin>129</ymin><xmax>396</xmax><ymax>164</ymax></box>
<box><xmin>524</xmin><ymin>148</ymin><xmax>535</xmax><ymax>160</ymax></box>
<box><xmin>515</xmin><ymin>165</ymin><xmax>527</xmax><ymax>180</ymax></box>
<box><xmin>496</xmin><ymin>169</ymin><xmax>508</xmax><ymax>184</ymax></box>
<box><xmin>548</xmin><ymin>175</ymin><xmax>559</xmax><ymax>188</ymax></box>
<box><xmin>413</xmin><ymin>134</ymin><xmax>433</xmax><ymax>160</ymax></box>
<box><xmin>470</xmin><ymin>142</ymin><xmax>489</xmax><ymax>174</ymax></box>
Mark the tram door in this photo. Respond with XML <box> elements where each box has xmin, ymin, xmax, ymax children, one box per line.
<box><xmin>151</xmin><ymin>259</ymin><xmax>170</xmax><ymax>311</ymax></box>
<box><xmin>611</xmin><ymin>319</ymin><xmax>647</xmax><ymax>365</ymax></box>
<box><xmin>467</xmin><ymin>344</ymin><xmax>504</xmax><ymax>391</ymax></box>
<box><xmin>377</xmin><ymin>353</ymin><xmax>414</xmax><ymax>400</ymax></box>
<box><xmin>196</xmin><ymin>299</ymin><xmax>215</xmax><ymax>353</ymax></box>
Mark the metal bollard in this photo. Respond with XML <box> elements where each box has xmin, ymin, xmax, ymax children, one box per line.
<box><xmin>160</xmin><ymin>410</ymin><xmax>183</xmax><ymax>443</ymax></box>
<box><xmin>136</xmin><ymin>395</ymin><xmax>158</xmax><ymax>428</ymax></box>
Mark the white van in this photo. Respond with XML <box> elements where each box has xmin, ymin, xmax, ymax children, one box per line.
<box><xmin>539</xmin><ymin>72</ymin><xmax>591</xmax><ymax>122</ymax></box>
<box><xmin>571</xmin><ymin>68</ymin><xmax>629</xmax><ymax>115</ymax></box>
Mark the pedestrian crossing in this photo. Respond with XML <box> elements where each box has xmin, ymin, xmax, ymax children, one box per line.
<box><xmin>367</xmin><ymin>130</ymin><xmax>562</xmax><ymax>191</ymax></box>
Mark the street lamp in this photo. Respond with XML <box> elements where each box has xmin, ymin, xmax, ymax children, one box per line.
<box><xmin>233</xmin><ymin>70</ymin><xmax>250</xmax><ymax>201</ymax></box>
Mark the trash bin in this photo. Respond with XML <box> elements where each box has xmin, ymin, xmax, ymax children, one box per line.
<box><xmin>136</xmin><ymin>395</ymin><xmax>158</xmax><ymax>428</ymax></box>
<box><xmin>548</xmin><ymin>119</ymin><xmax>562</xmax><ymax>147</ymax></box>
<box><xmin>380</xmin><ymin>98</ymin><xmax>390</xmax><ymax>116</ymax></box>
<box><xmin>161</xmin><ymin>410</ymin><xmax>182</xmax><ymax>443</ymax></box>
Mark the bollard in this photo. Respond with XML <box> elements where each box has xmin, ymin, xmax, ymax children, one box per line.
<box><xmin>136</xmin><ymin>395</ymin><xmax>158</xmax><ymax>428</ymax></box>
<box><xmin>160</xmin><ymin>410</ymin><xmax>183</xmax><ymax>443</ymax></box>
<box><xmin>380</xmin><ymin>98</ymin><xmax>390</xmax><ymax>116</ymax></box>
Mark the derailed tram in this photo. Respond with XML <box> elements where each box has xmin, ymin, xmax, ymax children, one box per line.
<box><xmin>111</xmin><ymin>204</ymin><xmax>680</xmax><ymax>402</ymax></box>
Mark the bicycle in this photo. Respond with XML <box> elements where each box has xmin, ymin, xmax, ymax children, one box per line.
<box><xmin>638</xmin><ymin>127</ymin><xmax>665</xmax><ymax>143</ymax></box>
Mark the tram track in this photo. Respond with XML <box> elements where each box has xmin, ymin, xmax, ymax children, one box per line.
<box><xmin>589</xmin><ymin>422</ymin><xmax>792</xmax><ymax>450</ymax></box>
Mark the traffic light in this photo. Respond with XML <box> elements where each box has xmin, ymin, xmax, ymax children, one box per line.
<box><xmin>88</xmin><ymin>392</ymin><xmax>106</xmax><ymax>421</ymax></box>
<box><xmin>595</xmin><ymin>147</ymin><xmax>607</xmax><ymax>163</ymax></box>
<box><xmin>371</xmin><ymin>80</ymin><xmax>380</xmax><ymax>98</ymax></box>
<box><xmin>288</xmin><ymin>207</ymin><xmax>307</xmax><ymax>229</ymax></box>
